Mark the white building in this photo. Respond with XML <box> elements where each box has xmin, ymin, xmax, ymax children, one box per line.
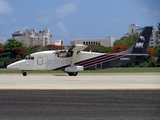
<box><xmin>124</xmin><ymin>24</ymin><xmax>160</xmax><ymax>47</ymax></box>
<box><xmin>12</xmin><ymin>29</ymin><xmax>52</xmax><ymax>46</ymax></box>
<box><xmin>70</xmin><ymin>36</ymin><xmax>115</xmax><ymax>47</ymax></box>
<box><xmin>0</xmin><ymin>37</ymin><xmax>6</xmax><ymax>45</ymax></box>
<box><xmin>55</xmin><ymin>39</ymin><xmax>63</xmax><ymax>46</ymax></box>
<box><xmin>129</xmin><ymin>24</ymin><xmax>140</xmax><ymax>34</ymax></box>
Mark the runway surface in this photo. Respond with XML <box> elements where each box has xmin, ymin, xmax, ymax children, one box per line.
<box><xmin>0</xmin><ymin>73</ymin><xmax>160</xmax><ymax>89</ymax></box>
<box><xmin>0</xmin><ymin>90</ymin><xmax>160</xmax><ymax>120</ymax></box>
<box><xmin>0</xmin><ymin>73</ymin><xmax>159</xmax><ymax>119</ymax></box>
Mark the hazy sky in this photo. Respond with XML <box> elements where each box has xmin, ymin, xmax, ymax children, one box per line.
<box><xmin>0</xmin><ymin>0</ymin><xmax>160</xmax><ymax>45</ymax></box>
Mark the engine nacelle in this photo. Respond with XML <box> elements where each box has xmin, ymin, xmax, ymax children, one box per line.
<box><xmin>64</xmin><ymin>66</ymin><xmax>84</xmax><ymax>72</ymax></box>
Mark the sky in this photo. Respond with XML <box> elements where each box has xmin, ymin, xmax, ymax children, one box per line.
<box><xmin>0</xmin><ymin>0</ymin><xmax>160</xmax><ymax>45</ymax></box>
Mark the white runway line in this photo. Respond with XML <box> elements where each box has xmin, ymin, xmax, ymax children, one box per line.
<box><xmin>0</xmin><ymin>73</ymin><xmax>160</xmax><ymax>90</ymax></box>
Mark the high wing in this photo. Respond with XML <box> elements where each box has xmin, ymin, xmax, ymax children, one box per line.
<box><xmin>64</xmin><ymin>44</ymin><xmax>87</xmax><ymax>76</ymax></box>
<box><xmin>69</xmin><ymin>44</ymin><xmax>87</xmax><ymax>66</ymax></box>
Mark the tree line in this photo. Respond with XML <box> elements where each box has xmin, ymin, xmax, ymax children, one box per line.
<box><xmin>0</xmin><ymin>38</ymin><xmax>159</xmax><ymax>68</ymax></box>
<box><xmin>0</xmin><ymin>23</ymin><xmax>160</xmax><ymax>68</ymax></box>
<box><xmin>0</xmin><ymin>39</ymin><xmax>64</xmax><ymax>68</ymax></box>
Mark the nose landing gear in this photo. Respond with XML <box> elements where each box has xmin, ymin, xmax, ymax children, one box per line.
<box><xmin>22</xmin><ymin>72</ymin><xmax>27</xmax><ymax>76</ymax></box>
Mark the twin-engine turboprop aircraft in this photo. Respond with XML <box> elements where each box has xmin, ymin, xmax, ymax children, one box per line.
<box><xmin>7</xmin><ymin>26</ymin><xmax>153</xmax><ymax>76</ymax></box>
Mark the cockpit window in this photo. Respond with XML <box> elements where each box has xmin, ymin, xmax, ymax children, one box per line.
<box><xmin>31</xmin><ymin>57</ymin><xmax>34</xmax><ymax>60</ymax></box>
<box><xmin>24</xmin><ymin>55</ymin><xmax>34</xmax><ymax>60</ymax></box>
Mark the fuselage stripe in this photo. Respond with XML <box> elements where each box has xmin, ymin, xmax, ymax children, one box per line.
<box><xmin>54</xmin><ymin>54</ymin><xmax>126</xmax><ymax>70</ymax></box>
<box><xmin>78</xmin><ymin>54</ymin><xmax>126</xmax><ymax>68</ymax></box>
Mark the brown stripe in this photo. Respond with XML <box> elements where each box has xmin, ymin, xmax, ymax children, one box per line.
<box><xmin>54</xmin><ymin>54</ymin><xmax>126</xmax><ymax>70</ymax></box>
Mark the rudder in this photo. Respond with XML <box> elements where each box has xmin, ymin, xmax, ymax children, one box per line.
<box><xmin>131</xmin><ymin>26</ymin><xmax>153</xmax><ymax>54</ymax></box>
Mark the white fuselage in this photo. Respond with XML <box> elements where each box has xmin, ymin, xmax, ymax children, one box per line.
<box><xmin>7</xmin><ymin>50</ymin><xmax>104</xmax><ymax>71</ymax></box>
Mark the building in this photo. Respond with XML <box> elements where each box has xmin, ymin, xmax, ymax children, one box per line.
<box><xmin>0</xmin><ymin>37</ymin><xmax>6</xmax><ymax>45</ymax></box>
<box><xmin>124</xmin><ymin>24</ymin><xmax>140</xmax><ymax>37</ymax></box>
<box><xmin>12</xmin><ymin>29</ymin><xmax>52</xmax><ymax>46</ymax></box>
<box><xmin>55</xmin><ymin>39</ymin><xmax>63</xmax><ymax>46</ymax></box>
<box><xmin>70</xmin><ymin>36</ymin><xmax>115</xmax><ymax>47</ymax></box>
<box><xmin>124</xmin><ymin>24</ymin><xmax>160</xmax><ymax>47</ymax></box>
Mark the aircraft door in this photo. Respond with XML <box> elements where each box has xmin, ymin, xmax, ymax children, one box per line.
<box><xmin>95</xmin><ymin>62</ymin><xmax>102</xmax><ymax>69</ymax></box>
<box><xmin>95</xmin><ymin>56</ymin><xmax>103</xmax><ymax>69</ymax></box>
<box><xmin>36</xmin><ymin>56</ymin><xmax>48</xmax><ymax>70</ymax></box>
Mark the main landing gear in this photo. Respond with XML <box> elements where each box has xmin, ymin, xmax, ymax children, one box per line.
<box><xmin>22</xmin><ymin>72</ymin><xmax>27</xmax><ymax>76</ymax></box>
<box><xmin>68</xmin><ymin>72</ymin><xmax>78</xmax><ymax>76</ymax></box>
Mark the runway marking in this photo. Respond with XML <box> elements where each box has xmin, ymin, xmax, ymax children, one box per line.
<box><xmin>0</xmin><ymin>88</ymin><xmax>160</xmax><ymax>91</ymax></box>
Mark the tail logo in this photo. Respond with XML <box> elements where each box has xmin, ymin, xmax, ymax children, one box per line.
<box><xmin>135</xmin><ymin>36</ymin><xmax>145</xmax><ymax>48</ymax></box>
<box><xmin>140</xmin><ymin>36</ymin><xmax>145</xmax><ymax>41</ymax></box>
<box><xmin>135</xmin><ymin>42</ymin><xmax>144</xmax><ymax>48</ymax></box>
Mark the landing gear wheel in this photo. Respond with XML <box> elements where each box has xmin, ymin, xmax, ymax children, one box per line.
<box><xmin>22</xmin><ymin>72</ymin><xmax>27</xmax><ymax>76</ymax></box>
<box><xmin>68</xmin><ymin>72</ymin><xmax>78</xmax><ymax>76</ymax></box>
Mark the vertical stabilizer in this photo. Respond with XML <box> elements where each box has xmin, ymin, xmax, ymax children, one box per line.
<box><xmin>131</xmin><ymin>26</ymin><xmax>153</xmax><ymax>54</ymax></box>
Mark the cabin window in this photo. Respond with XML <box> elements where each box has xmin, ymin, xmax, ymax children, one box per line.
<box><xmin>57</xmin><ymin>50</ymin><xmax>73</xmax><ymax>58</ymax></box>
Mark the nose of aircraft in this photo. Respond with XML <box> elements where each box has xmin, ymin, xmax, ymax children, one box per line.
<box><xmin>7</xmin><ymin>64</ymin><xmax>14</xmax><ymax>70</ymax></box>
<box><xmin>7</xmin><ymin>62</ymin><xmax>19</xmax><ymax>70</ymax></box>
<box><xmin>7</xmin><ymin>60</ymin><xmax>26</xmax><ymax>70</ymax></box>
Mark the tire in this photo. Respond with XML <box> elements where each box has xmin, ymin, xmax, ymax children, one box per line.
<box><xmin>23</xmin><ymin>72</ymin><xmax>27</xmax><ymax>76</ymax></box>
<box><xmin>68</xmin><ymin>72</ymin><xmax>78</xmax><ymax>76</ymax></box>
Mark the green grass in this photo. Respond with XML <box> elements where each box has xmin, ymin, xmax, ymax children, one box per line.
<box><xmin>0</xmin><ymin>70</ymin><xmax>63</xmax><ymax>74</ymax></box>
<box><xmin>0</xmin><ymin>68</ymin><xmax>160</xmax><ymax>74</ymax></box>
<box><xmin>81</xmin><ymin>69</ymin><xmax>160</xmax><ymax>73</ymax></box>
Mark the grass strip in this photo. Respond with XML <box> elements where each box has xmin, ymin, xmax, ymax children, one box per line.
<box><xmin>0</xmin><ymin>68</ymin><xmax>160</xmax><ymax>74</ymax></box>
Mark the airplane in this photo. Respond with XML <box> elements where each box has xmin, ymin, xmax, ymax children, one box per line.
<box><xmin>7</xmin><ymin>26</ymin><xmax>153</xmax><ymax>76</ymax></box>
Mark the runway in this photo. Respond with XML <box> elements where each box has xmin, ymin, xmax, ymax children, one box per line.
<box><xmin>0</xmin><ymin>90</ymin><xmax>160</xmax><ymax>120</ymax></box>
<box><xmin>0</xmin><ymin>73</ymin><xmax>160</xmax><ymax>119</ymax></box>
<box><xmin>0</xmin><ymin>73</ymin><xmax>160</xmax><ymax>89</ymax></box>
